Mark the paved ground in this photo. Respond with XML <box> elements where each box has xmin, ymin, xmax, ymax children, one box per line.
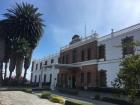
<box><xmin>0</xmin><ymin>91</ymin><xmax>60</xmax><ymax>105</ymax></box>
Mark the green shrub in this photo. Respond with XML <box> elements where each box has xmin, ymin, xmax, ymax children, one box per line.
<box><xmin>50</xmin><ymin>96</ymin><xmax>64</xmax><ymax>104</ymax></box>
<box><xmin>94</xmin><ymin>94</ymin><xmax>100</xmax><ymax>100</ymax></box>
<box><xmin>40</xmin><ymin>92</ymin><xmax>51</xmax><ymax>99</ymax></box>
<box><xmin>23</xmin><ymin>88</ymin><xmax>32</xmax><ymax>93</ymax></box>
<box><xmin>65</xmin><ymin>100</ymin><xmax>93</xmax><ymax>105</ymax></box>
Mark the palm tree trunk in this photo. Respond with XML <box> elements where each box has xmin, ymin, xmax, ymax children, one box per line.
<box><xmin>23</xmin><ymin>68</ymin><xmax>27</xmax><ymax>81</ymax></box>
<box><xmin>16</xmin><ymin>56</ymin><xmax>24</xmax><ymax>80</ymax></box>
<box><xmin>4</xmin><ymin>62</ymin><xmax>8</xmax><ymax>79</ymax></box>
<box><xmin>0</xmin><ymin>61</ymin><xmax>3</xmax><ymax>84</ymax></box>
<box><xmin>9</xmin><ymin>55</ymin><xmax>16</xmax><ymax>80</ymax></box>
<box><xmin>9</xmin><ymin>71</ymin><xmax>12</xmax><ymax>80</ymax></box>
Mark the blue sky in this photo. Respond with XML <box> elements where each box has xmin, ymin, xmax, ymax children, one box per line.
<box><xmin>1</xmin><ymin>0</ymin><xmax>140</xmax><ymax>79</ymax></box>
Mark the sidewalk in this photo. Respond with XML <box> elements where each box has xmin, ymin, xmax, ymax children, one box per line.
<box><xmin>0</xmin><ymin>91</ymin><xmax>60</xmax><ymax>105</ymax></box>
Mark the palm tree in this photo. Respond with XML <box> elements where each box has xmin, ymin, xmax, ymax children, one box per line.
<box><xmin>4</xmin><ymin>2</ymin><xmax>44</xmax><ymax>80</ymax></box>
<box><xmin>0</xmin><ymin>20</ymin><xmax>8</xmax><ymax>82</ymax></box>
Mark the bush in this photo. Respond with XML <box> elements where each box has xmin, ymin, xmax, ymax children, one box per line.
<box><xmin>101</xmin><ymin>97</ymin><xmax>131</xmax><ymax>105</ymax></box>
<box><xmin>65</xmin><ymin>100</ymin><xmax>93</xmax><ymax>105</ymax></box>
<box><xmin>50</xmin><ymin>96</ymin><xmax>64</xmax><ymax>104</ymax></box>
<box><xmin>40</xmin><ymin>92</ymin><xmax>51</xmax><ymax>99</ymax></box>
<box><xmin>23</xmin><ymin>88</ymin><xmax>32</xmax><ymax>93</ymax></box>
<box><xmin>94</xmin><ymin>94</ymin><xmax>100</xmax><ymax>100</ymax></box>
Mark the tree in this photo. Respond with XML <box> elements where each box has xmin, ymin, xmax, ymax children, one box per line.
<box><xmin>112</xmin><ymin>54</ymin><xmax>140</xmax><ymax>105</ymax></box>
<box><xmin>4</xmin><ymin>2</ymin><xmax>44</xmax><ymax>80</ymax></box>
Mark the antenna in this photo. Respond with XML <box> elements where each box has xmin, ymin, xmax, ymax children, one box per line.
<box><xmin>85</xmin><ymin>24</ymin><xmax>86</xmax><ymax>37</ymax></box>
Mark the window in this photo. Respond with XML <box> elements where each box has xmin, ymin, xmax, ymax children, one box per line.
<box><xmin>34</xmin><ymin>75</ymin><xmax>37</xmax><ymax>83</ymax></box>
<box><xmin>58</xmin><ymin>57</ymin><xmax>61</xmax><ymax>63</ymax></box>
<box><xmin>87</xmin><ymin>72</ymin><xmax>91</xmax><ymax>84</ymax></box>
<box><xmin>40</xmin><ymin>62</ymin><xmax>42</xmax><ymax>70</ymax></box>
<box><xmin>66</xmin><ymin>54</ymin><xmax>69</xmax><ymax>64</ymax></box>
<box><xmin>87</xmin><ymin>48</ymin><xmax>91</xmax><ymax>60</ymax></box>
<box><xmin>51</xmin><ymin>59</ymin><xmax>54</xmax><ymax>63</ymax></box>
<box><xmin>31</xmin><ymin>61</ymin><xmax>34</xmax><ymax>71</ymax></box>
<box><xmin>50</xmin><ymin>74</ymin><xmax>52</xmax><ymax>82</ymax></box>
<box><xmin>99</xmin><ymin>70</ymin><xmax>107</xmax><ymax>87</ymax></box>
<box><xmin>44</xmin><ymin>74</ymin><xmax>46</xmax><ymax>83</ymax></box>
<box><xmin>72</xmin><ymin>49</ymin><xmax>77</xmax><ymax>63</ymax></box>
<box><xmin>45</xmin><ymin>61</ymin><xmax>47</xmax><ymax>65</ymax></box>
<box><xmin>62</xmin><ymin>56</ymin><xmax>65</xmax><ymax>64</ymax></box>
<box><xmin>31</xmin><ymin>73</ymin><xmax>33</xmax><ymax>82</ymax></box>
<box><xmin>36</xmin><ymin>64</ymin><xmax>38</xmax><ymax>70</ymax></box>
<box><xmin>98</xmin><ymin>44</ymin><xmax>105</xmax><ymax>59</ymax></box>
<box><xmin>81</xmin><ymin>50</ymin><xmax>85</xmax><ymax>61</ymax></box>
<box><xmin>39</xmin><ymin>75</ymin><xmax>41</xmax><ymax>82</ymax></box>
<box><xmin>81</xmin><ymin>72</ymin><xmax>84</xmax><ymax>83</ymax></box>
<box><xmin>122</xmin><ymin>36</ymin><xmax>134</xmax><ymax>57</ymax></box>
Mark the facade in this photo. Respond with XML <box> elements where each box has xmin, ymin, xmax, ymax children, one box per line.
<box><xmin>31</xmin><ymin>23</ymin><xmax>140</xmax><ymax>89</ymax></box>
<box><xmin>31</xmin><ymin>54</ymin><xmax>59</xmax><ymax>90</ymax></box>
<box><xmin>57</xmin><ymin>23</ymin><xmax>140</xmax><ymax>89</ymax></box>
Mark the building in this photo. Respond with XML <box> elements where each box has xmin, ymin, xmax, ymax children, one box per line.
<box><xmin>57</xmin><ymin>23</ymin><xmax>140</xmax><ymax>89</ymax></box>
<box><xmin>31</xmin><ymin>23</ymin><xmax>140</xmax><ymax>90</ymax></box>
<box><xmin>31</xmin><ymin>53</ymin><xmax>59</xmax><ymax>90</ymax></box>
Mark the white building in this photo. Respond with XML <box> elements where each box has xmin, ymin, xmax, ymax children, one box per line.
<box><xmin>31</xmin><ymin>53</ymin><xmax>59</xmax><ymax>90</ymax></box>
<box><xmin>31</xmin><ymin>23</ymin><xmax>140</xmax><ymax>89</ymax></box>
<box><xmin>98</xmin><ymin>23</ymin><xmax>140</xmax><ymax>87</ymax></box>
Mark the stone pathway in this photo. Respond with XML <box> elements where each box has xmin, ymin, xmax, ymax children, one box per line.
<box><xmin>0</xmin><ymin>91</ymin><xmax>60</xmax><ymax>105</ymax></box>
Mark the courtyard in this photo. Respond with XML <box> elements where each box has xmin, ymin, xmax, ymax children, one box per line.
<box><xmin>0</xmin><ymin>91</ymin><xmax>60</xmax><ymax>105</ymax></box>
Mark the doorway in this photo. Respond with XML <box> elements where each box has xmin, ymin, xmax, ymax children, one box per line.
<box><xmin>72</xmin><ymin>75</ymin><xmax>76</xmax><ymax>88</ymax></box>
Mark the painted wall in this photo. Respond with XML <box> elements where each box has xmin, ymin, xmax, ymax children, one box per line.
<box><xmin>31</xmin><ymin>54</ymin><xmax>59</xmax><ymax>90</ymax></box>
<box><xmin>98</xmin><ymin>29</ymin><xmax>140</xmax><ymax>87</ymax></box>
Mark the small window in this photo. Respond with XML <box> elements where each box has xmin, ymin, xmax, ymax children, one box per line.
<box><xmin>45</xmin><ymin>61</ymin><xmax>47</xmax><ymax>65</ymax></box>
<box><xmin>87</xmin><ymin>48</ymin><xmax>91</xmax><ymax>60</ymax></box>
<box><xmin>81</xmin><ymin>50</ymin><xmax>85</xmax><ymax>61</ymax></box>
<box><xmin>62</xmin><ymin>56</ymin><xmax>65</xmax><ymax>64</ymax></box>
<box><xmin>81</xmin><ymin>72</ymin><xmax>84</xmax><ymax>83</ymax></box>
<box><xmin>72</xmin><ymin>49</ymin><xmax>77</xmax><ymax>63</ymax></box>
<box><xmin>36</xmin><ymin>64</ymin><xmax>38</xmax><ymax>70</ymax></box>
<box><xmin>34</xmin><ymin>75</ymin><xmax>37</xmax><ymax>83</ymax></box>
<box><xmin>40</xmin><ymin>62</ymin><xmax>42</xmax><ymax>69</ymax></box>
<box><xmin>66</xmin><ymin>54</ymin><xmax>69</xmax><ymax>64</ymax></box>
<box><xmin>122</xmin><ymin>36</ymin><xmax>134</xmax><ymax>57</ymax></box>
<box><xmin>51</xmin><ymin>59</ymin><xmax>54</xmax><ymax>63</ymax></box>
<box><xmin>58</xmin><ymin>57</ymin><xmax>61</xmax><ymax>63</ymax></box>
<box><xmin>98</xmin><ymin>44</ymin><xmax>105</xmax><ymax>59</ymax></box>
<box><xmin>87</xmin><ymin>72</ymin><xmax>91</xmax><ymax>84</ymax></box>
<box><xmin>39</xmin><ymin>75</ymin><xmax>41</xmax><ymax>82</ymax></box>
<box><xmin>31</xmin><ymin>61</ymin><xmax>34</xmax><ymax>71</ymax></box>
<box><xmin>50</xmin><ymin>74</ymin><xmax>52</xmax><ymax>82</ymax></box>
<box><xmin>44</xmin><ymin>74</ymin><xmax>46</xmax><ymax>83</ymax></box>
